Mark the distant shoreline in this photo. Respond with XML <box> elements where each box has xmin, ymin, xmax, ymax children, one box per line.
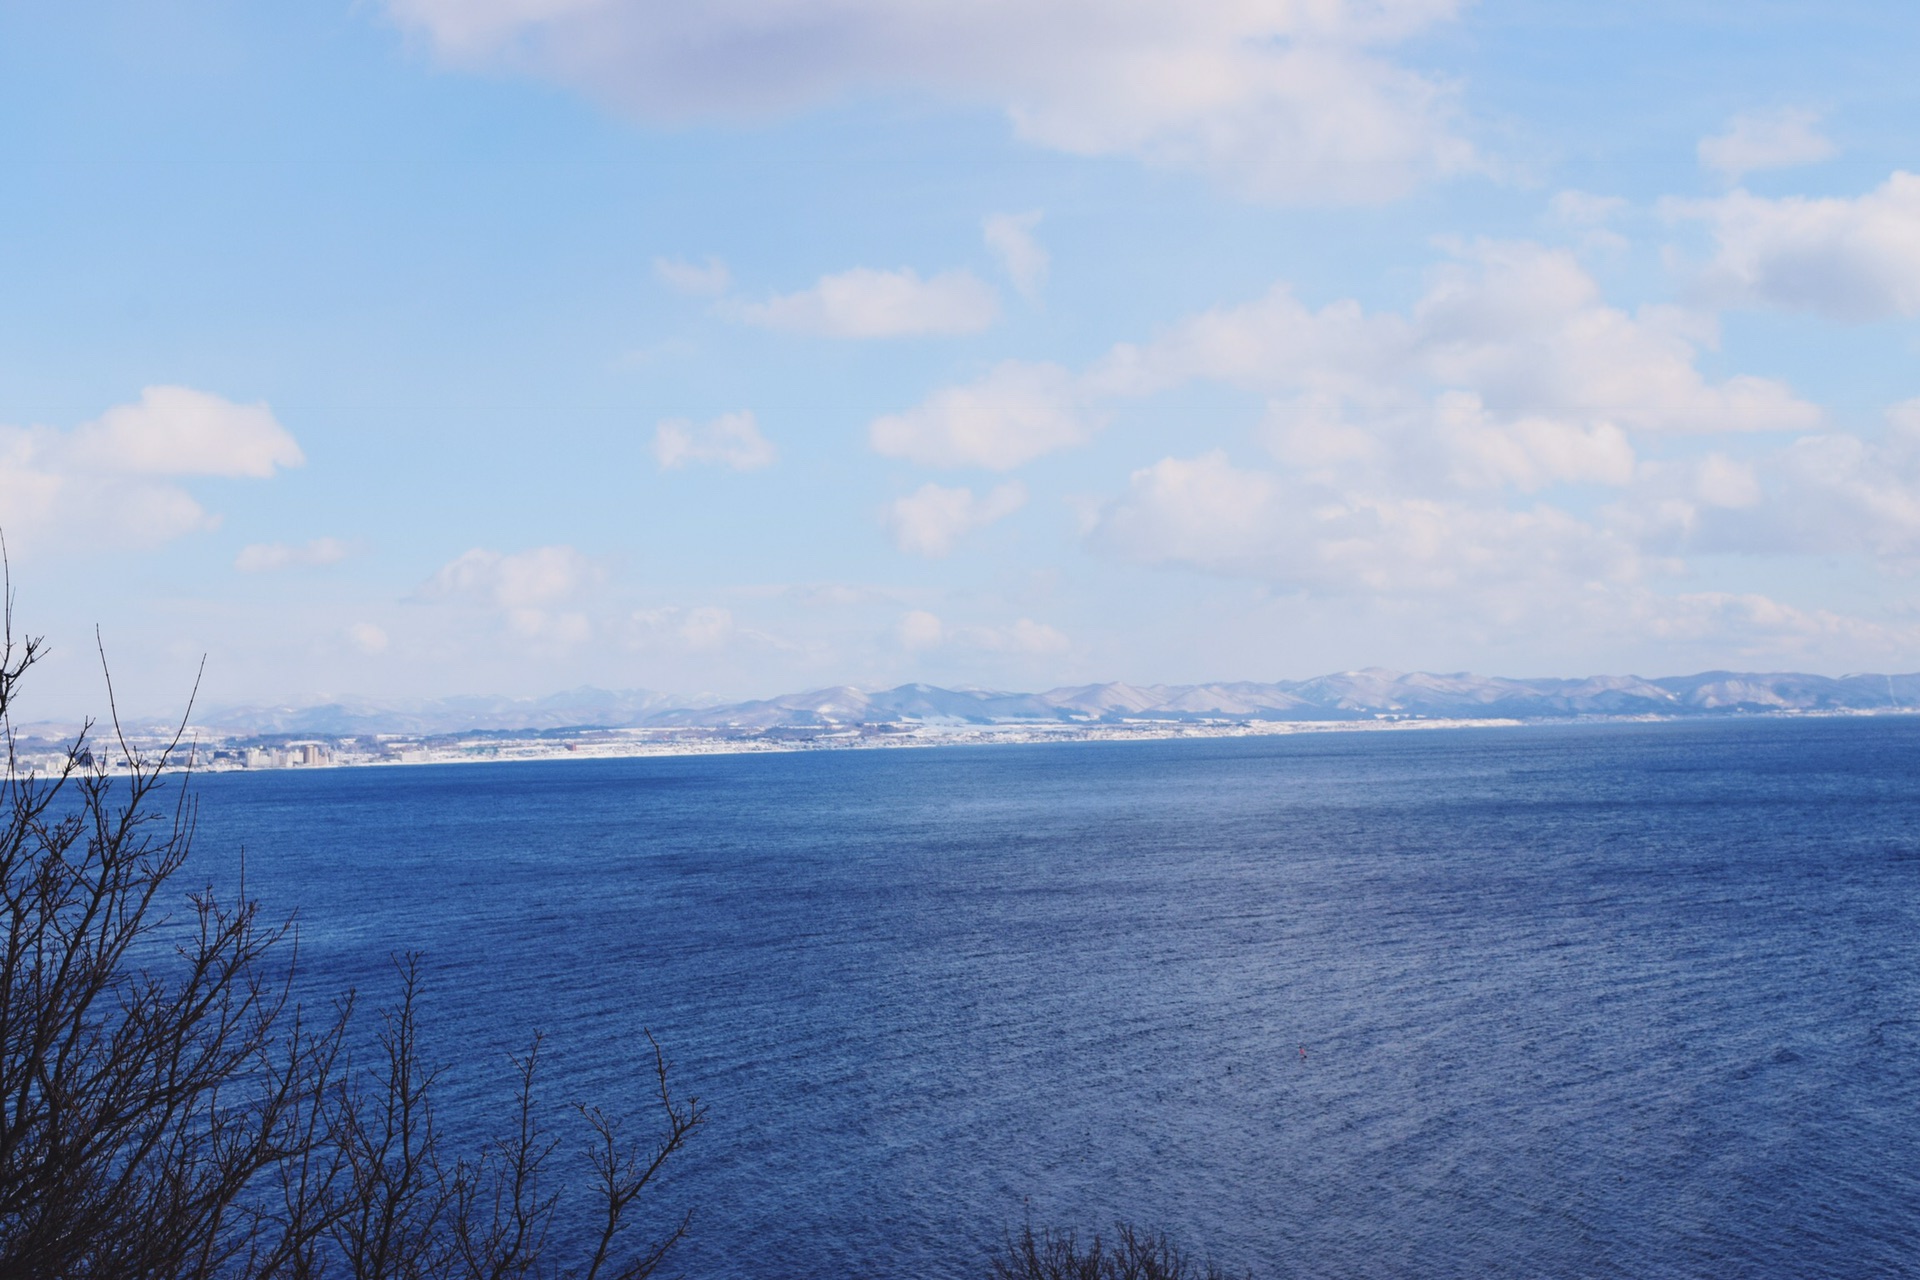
<box><xmin>36</xmin><ymin>704</ymin><xmax>1911</xmax><ymax>777</ymax></box>
<box><xmin>25</xmin><ymin>668</ymin><xmax>1920</xmax><ymax>758</ymax></box>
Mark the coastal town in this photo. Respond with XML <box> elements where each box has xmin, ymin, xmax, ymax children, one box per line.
<box><xmin>18</xmin><ymin>665</ymin><xmax>1919</xmax><ymax>775</ymax></box>
<box><xmin>17</xmin><ymin>714</ymin><xmax>1504</xmax><ymax>776</ymax></box>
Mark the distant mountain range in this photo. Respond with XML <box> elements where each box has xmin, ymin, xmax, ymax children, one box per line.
<box><xmin>129</xmin><ymin>668</ymin><xmax>1920</xmax><ymax>739</ymax></box>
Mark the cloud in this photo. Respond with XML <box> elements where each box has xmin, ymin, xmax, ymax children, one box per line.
<box><xmin>1110</xmin><ymin>241</ymin><xmax>1813</xmax><ymax>436</ymax></box>
<box><xmin>851</xmin><ymin>234</ymin><xmax>1891</xmax><ymax>662</ymax></box>
<box><xmin>895</xmin><ymin>608</ymin><xmax>1068</xmax><ymax>654</ymax></box>
<box><xmin>884</xmin><ymin>481</ymin><xmax>1027</xmax><ymax>555</ymax></box>
<box><xmin>1089</xmin><ymin>452</ymin><xmax>1285</xmax><ymax>577</ymax></box>
<box><xmin>1547</xmin><ymin>190</ymin><xmax>1630</xmax><ymax>253</ymax></box>
<box><xmin>876</xmin><ymin>239</ymin><xmax>1816</xmax><ymax>481</ymax></box>
<box><xmin>654</xmin><ymin>255</ymin><xmax>731</xmax><ymax>296</ymax></box>
<box><xmin>1051</xmin><ymin>241</ymin><xmax>1919</xmax><ymax>637</ymax></box>
<box><xmin>984</xmin><ymin>211</ymin><xmax>1048</xmax><ymax>299</ymax></box>
<box><xmin>1631</xmin><ymin>591</ymin><xmax>1911</xmax><ymax>659</ymax></box>
<box><xmin>869</xmin><ymin>360</ymin><xmax>1094</xmax><ymax>469</ymax></box>
<box><xmin>1698</xmin><ymin>108</ymin><xmax>1836</xmax><ymax>182</ymax></box>
<box><xmin>347</xmin><ymin>622</ymin><xmax>390</xmax><ymax>654</ymax></box>
<box><xmin>735</xmin><ymin>267</ymin><xmax>998</xmax><ymax>338</ymax></box>
<box><xmin>1088</xmin><ymin>450</ymin><xmax>1639</xmax><ymax>596</ymax></box>
<box><xmin>1089</xmin><ymin>399</ymin><xmax>1920</xmax><ymax>626</ymax></box>
<box><xmin>1078</xmin><ymin>396</ymin><xmax>1920</xmax><ymax>659</ymax></box>
<box><xmin>1548</xmin><ymin>190</ymin><xmax>1627</xmax><ymax>226</ymax></box>
<box><xmin>430</xmin><ymin>545</ymin><xmax>594</xmax><ymax>608</ymax></box>
<box><xmin>1428</xmin><ymin>394</ymin><xmax>1638</xmax><ymax>492</ymax></box>
<box><xmin>627</xmin><ymin>605</ymin><xmax>737</xmax><ymax>651</ymax></box>
<box><xmin>1669</xmin><ymin>172</ymin><xmax>1920</xmax><ymax>321</ymax></box>
<box><xmin>235</xmin><ymin>537</ymin><xmax>350</xmax><ymax>572</ymax></box>
<box><xmin>1647</xmin><ymin>401</ymin><xmax>1920</xmax><ymax>561</ymax></box>
<box><xmin>384</xmin><ymin>0</ymin><xmax>1474</xmax><ymax>204</ymax></box>
<box><xmin>652</xmin><ymin>411</ymin><xmax>777</xmax><ymax>470</ymax></box>
<box><xmin>0</xmin><ymin>386</ymin><xmax>304</xmax><ymax>554</ymax></box>
<box><xmin>66</xmin><ymin>385</ymin><xmax>305</xmax><ymax>478</ymax></box>
<box><xmin>425</xmin><ymin>545</ymin><xmax>598</xmax><ymax>646</ymax></box>
<box><xmin>963</xmin><ymin>618</ymin><xmax>1070</xmax><ymax>654</ymax></box>
<box><xmin>780</xmin><ymin>582</ymin><xmax>901</xmax><ymax>609</ymax></box>
<box><xmin>897</xmin><ymin>609</ymin><xmax>945</xmax><ymax>651</ymax></box>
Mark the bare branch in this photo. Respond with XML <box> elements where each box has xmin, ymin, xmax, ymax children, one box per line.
<box><xmin>0</xmin><ymin>554</ymin><xmax>702</xmax><ymax>1280</ymax></box>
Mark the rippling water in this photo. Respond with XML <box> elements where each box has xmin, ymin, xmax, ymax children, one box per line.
<box><xmin>186</xmin><ymin>718</ymin><xmax>1920</xmax><ymax>1278</ymax></box>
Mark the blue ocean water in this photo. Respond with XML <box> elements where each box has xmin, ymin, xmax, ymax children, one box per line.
<box><xmin>183</xmin><ymin>718</ymin><xmax>1920</xmax><ymax>1279</ymax></box>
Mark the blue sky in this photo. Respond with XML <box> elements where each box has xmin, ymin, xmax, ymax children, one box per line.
<box><xmin>5</xmin><ymin>0</ymin><xmax>1920</xmax><ymax>715</ymax></box>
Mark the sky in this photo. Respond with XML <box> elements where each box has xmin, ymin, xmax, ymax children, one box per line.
<box><xmin>5</xmin><ymin>1</ymin><xmax>1920</xmax><ymax>716</ymax></box>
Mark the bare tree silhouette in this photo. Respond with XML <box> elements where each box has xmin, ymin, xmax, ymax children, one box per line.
<box><xmin>0</xmin><ymin>579</ymin><xmax>703</xmax><ymax>1279</ymax></box>
<box><xmin>991</xmin><ymin>1223</ymin><xmax>1245</xmax><ymax>1280</ymax></box>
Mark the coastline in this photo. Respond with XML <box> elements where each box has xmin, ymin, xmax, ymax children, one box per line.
<box><xmin>34</xmin><ymin>705</ymin><xmax>1916</xmax><ymax>776</ymax></box>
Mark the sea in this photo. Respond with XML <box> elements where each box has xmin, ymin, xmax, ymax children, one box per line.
<box><xmin>181</xmin><ymin>716</ymin><xmax>1920</xmax><ymax>1279</ymax></box>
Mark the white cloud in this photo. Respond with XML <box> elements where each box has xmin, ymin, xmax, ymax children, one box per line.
<box><xmin>385</xmin><ymin>0</ymin><xmax>1474</xmax><ymax>204</ymax></box>
<box><xmin>1655</xmin><ymin>402</ymin><xmax>1920</xmax><ymax>560</ymax></box>
<box><xmin>878</xmin><ymin>240</ymin><xmax>1815</xmax><ymax>482</ymax></box>
<box><xmin>1089</xmin><ymin>452</ymin><xmax>1285</xmax><ymax>578</ymax></box>
<box><xmin>897</xmin><ymin>609</ymin><xmax>945</xmax><ymax>651</ymax></box>
<box><xmin>781</xmin><ymin>582</ymin><xmax>900</xmax><ymax>609</ymax></box>
<box><xmin>1413</xmin><ymin>251</ymin><xmax>1811</xmax><ymax>436</ymax></box>
<box><xmin>1080</xmin><ymin>401</ymin><xmax>1920</xmax><ymax>653</ymax></box>
<box><xmin>869</xmin><ymin>360</ymin><xmax>1094</xmax><ymax>469</ymax></box>
<box><xmin>347</xmin><ymin>622</ymin><xmax>390</xmax><ymax>654</ymax></box>
<box><xmin>958</xmin><ymin>618</ymin><xmax>1070</xmax><ymax>654</ymax></box>
<box><xmin>884</xmin><ymin>481</ymin><xmax>1027</xmax><ymax>555</ymax></box>
<box><xmin>736</xmin><ymin>267</ymin><xmax>998</xmax><ymax>337</ymax></box>
<box><xmin>1548</xmin><ymin>190</ymin><xmax>1627</xmax><ymax>226</ymax></box>
<box><xmin>983</xmin><ymin>211</ymin><xmax>1048</xmax><ymax>299</ymax></box>
<box><xmin>503</xmin><ymin>609</ymin><xmax>592</xmax><ymax>645</ymax></box>
<box><xmin>857</xmin><ymin>236</ymin><xmax>1877</xmax><ymax>658</ymax></box>
<box><xmin>1670</xmin><ymin>172</ymin><xmax>1920</xmax><ymax>321</ymax></box>
<box><xmin>431</xmin><ymin>545</ymin><xmax>594</xmax><ymax>608</ymax></box>
<box><xmin>235</xmin><ymin>537</ymin><xmax>350</xmax><ymax>572</ymax></box>
<box><xmin>426</xmin><ymin>545</ymin><xmax>598</xmax><ymax>647</ymax></box>
<box><xmin>896</xmin><ymin>608</ymin><xmax>1068</xmax><ymax>654</ymax></box>
<box><xmin>863</xmin><ymin>239</ymin><xmax>1835</xmax><ymax>661</ymax></box>
<box><xmin>1547</xmin><ymin>190</ymin><xmax>1630</xmax><ymax>254</ymax></box>
<box><xmin>1694</xmin><ymin>453</ymin><xmax>1763</xmax><ymax>511</ymax></box>
<box><xmin>652</xmin><ymin>411</ymin><xmax>777</xmax><ymax>470</ymax></box>
<box><xmin>0</xmin><ymin>386</ymin><xmax>303</xmax><ymax>554</ymax></box>
<box><xmin>1059</xmin><ymin>236</ymin><xmax>1896</xmax><ymax>624</ymax></box>
<box><xmin>67</xmin><ymin>385</ymin><xmax>305</xmax><ymax>478</ymax></box>
<box><xmin>1090</xmin><ymin>241</ymin><xmax>1817</xmax><ymax>438</ymax></box>
<box><xmin>1630</xmin><ymin>590</ymin><xmax>1917</xmax><ymax>663</ymax></box>
<box><xmin>1428</xmin><ymin>394</ymin><xmax>1637</xmax><ymax>492</ymax></box>
<box><xmin>627</xmin><ymin>605</ymin><xmax>737</xmax><ymax>651</ymax></box>
<box><xmin>654</xmin><ymin>255</ymin><xmax>731</xmax><ymax>296</ymax></box>
<box><xmin>1088</xmin><ymin>450</ymin><xmax>1638</xmax><ymax>595</ymax></box>
<box><xmin>1698</xmin><ymin>108</ymin><xmax>1836</xmax><ymax>182</ymax></box>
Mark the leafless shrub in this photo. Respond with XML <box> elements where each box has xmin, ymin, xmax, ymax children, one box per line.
<box><xmin>0</xmin><ymin>578</ymin><xmax>703</xmax><ymax>1280</ymax></box>
<box><xmin>991</xmin><ymin>1223</ymin><xmax>1245</xmax><ymax>1280</ymax></box>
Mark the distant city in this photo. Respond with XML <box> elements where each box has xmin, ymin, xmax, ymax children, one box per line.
<box><xmin>22</xmin><ymin>667</ymin><xmax>1920</xmax><ymax>773</ymax></box>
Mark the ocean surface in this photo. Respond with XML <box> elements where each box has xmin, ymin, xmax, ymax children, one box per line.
<box><xmin>182</xmin><ymin>717</ymin><xmax>1920</xmax><ymax>1279</ymax></box>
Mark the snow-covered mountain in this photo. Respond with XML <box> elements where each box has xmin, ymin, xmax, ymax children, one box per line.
<box><xmin>178</xmin><ymin>686</ymin><xmax>703</xmax><ymax>737</ymax></box>
<box><xmin>142</xmin><ymin>668</ymin><xmax>1920</xmax><ymax>738</ymax></box>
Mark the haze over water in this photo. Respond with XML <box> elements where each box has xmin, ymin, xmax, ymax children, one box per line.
<box><xmin>190</xmin><ymin>718</ymin><xmax>1920</xmax><ymax>1279</ymax></box>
